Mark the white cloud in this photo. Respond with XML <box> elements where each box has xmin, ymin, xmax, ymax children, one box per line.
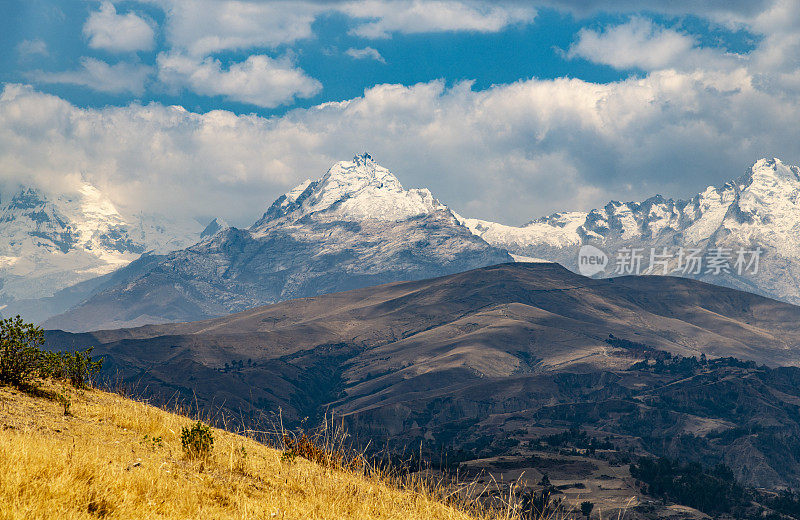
<box><xmin>747</xmin><ymin>0</ymin><xmax>800</xmax><ymax>74</ymax></box>
<box><xmin>147</xmin><ymin>1</ymin><xmax>536</xmax><ymax>55</ymax></box>
<box><xmin>345</xmin><ymin>46</ymin><xmax>386</xmax><ymax>63</ymax></box>
<box><xmin>567</xmin><ymin>16</ymin><xmax>754</xmax><ymax>76</ymax></box>
<box><xmin>341</xmin><ymin>0</ymin><xmax>536</xmax><ymax>39</ymax></box>
<box><xmin>541</xmin><ymin>0</ymin><xmax>773</xmax><ymax>20</ymax></box>
<box><xmin>29</xmin><ymin>58</ymin><xmax>152</xmax><ymax>94</ymax></box>
<box><xmin>16</xmin><ymin>39</ymin><xmax>49</xmax><ymax>58</ymax></box>
<box><xmin>157</xmin><ymin>52</ymin><xmax>321</xmax><ymax>107</ymax></box>
<box><xmin>83</xmin><ymin>1</ymin><xmax>155</xmax><ymax>52</ymax></box>
<box><xmin>3</xmin><ymin>59</ymin><xmax>800</xmax><ymax>226</ymax></box>
<box><xmin>5</xmin><ymin>2</ymin><xmax>800</xmax><ymax>226</ymax></box>
<box><xmin>154</xmin><ymin>0</ymin><xmax>324</xmax><ymax>56</ymax></box>
<box><xmin>568</xmin><ymin>18</ymin><xmax>697</xmax><ymax>71</ymax></box>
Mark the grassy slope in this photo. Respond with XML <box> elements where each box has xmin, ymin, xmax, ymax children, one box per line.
<box><xmin>0</xmin><ymin>385</ymin><xmax>483</xmax><ymax>520</ymax></box>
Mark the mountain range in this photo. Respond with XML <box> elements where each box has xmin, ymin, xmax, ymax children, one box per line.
<box><xmin>462</xmin><ymin>158</ymin><xmax>800</xmax><ymax>304</ymax></box>
<box><xmin>7</xmin><ymin>155</ymin><xmax>800</xmax><ymax>332</ymax></box>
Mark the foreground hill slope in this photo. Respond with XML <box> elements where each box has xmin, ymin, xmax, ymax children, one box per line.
<box><xmin>0</xmin><ymin>384</ymin><xmax>486</xmax><ymax>520</ymax></box>
<box><xmin>45</xmin><ymin>154</ymin><xmax>510</xmax><ymax>332</ymax></box>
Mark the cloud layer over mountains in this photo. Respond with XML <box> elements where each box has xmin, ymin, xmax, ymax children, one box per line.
<box><xmin>2</xmin><ymin>1</ymin><xmax>800</xmax><ymax>226</ymax></box>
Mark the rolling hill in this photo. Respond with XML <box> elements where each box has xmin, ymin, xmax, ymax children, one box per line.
<box><xmin>44</xmin><ymin>262</ymin><xmax>800</xmax><ymax>489</ymax></box>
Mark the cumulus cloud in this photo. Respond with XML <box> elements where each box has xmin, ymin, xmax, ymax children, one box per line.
<box><xmin>157</xmin><ymin>52</ymin><xmax>321</xmax><ymax>107</ymax></box>
<box><xmin>747</xmin><ymin>0</ymin><xmax>800</xmax><ymax>74</ymax></box>
<box><xmin>568</xmin><ymin>18</ymin><xmax>696</xmax><ymax>70</ymax></box>
<box><xmin>3</xmin><ymin>58</ymin><xmax>800</xmax><ymax>226</ymax></box>
<box><xmin>154</xmin><ymin>0</ymin><xmax>324</xmax><ymax>56</ymax></box>
<box><xmin>149</xmin><ymin>0</ymin><xmax>536</xmax><ymax>55</ymax></box>
<box><xmin>29</xmin><ymin>58</ymin><xmax>152</xmax><ymax>94</ymax></box>
<box><xmin>83</xmin><ymin>1</ymin><xmax>155</xmax><ymax>52</ymax></box>
<box><xmin>567</xmin><ymin>17</ymin><xmax>743</xmax><ymax>72</ymax></box>
<box><xmin>345</xmin><ymin>46</ymin><xmax>386</xmax><ymax>63</ymax></box>
<box><xmin>341</xmin><ymin>0</ymin><xmax>536</xmax><ymax>38</ymax></box>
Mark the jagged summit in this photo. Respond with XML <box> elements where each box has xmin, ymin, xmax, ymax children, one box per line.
<box><xmin>5</xmin><ymin>187</ymin><xmax>46</xmax><ymax>211</ymax></box>
<box><xmin>200</xmin><ymin>217</ymin><xmax>230</xmax><ymax>239</ymax></box>
<box><xmin>353</xmin><ymin>151</ymin><xmax>373</xmax><ymax>166</ymax></box>
<box><xmin>735</xmin><ymin>157</ymin><xmax>800</xmax><ymax>202</ymax></box>
<box><xmin>254</xmin><ymin>153</ymin><xmax>447</xmax><ymax>230</ymax></box>
<box><xmin>744</xmin><ymin>157</ymin><xmax>799</xmax><ymax>181</ymax></box>
<box><xmin>317</xmin><ymin>152</ymin><xmax>405</xmax><ymax>196</ymax></box>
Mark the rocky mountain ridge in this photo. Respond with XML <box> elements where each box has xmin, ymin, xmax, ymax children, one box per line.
<box><xmin>461</xmin><ymin>158</ymin><xmax>800</xmax><ymax>304</ymax></box>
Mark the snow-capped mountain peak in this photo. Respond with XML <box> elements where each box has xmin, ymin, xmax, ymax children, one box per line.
<box><xmin>737</xmin><ymin>158</ymin><xmax>800</xmax><ymax>205</ymax></box>
<box><xmin>0</xmin><ymin>183</ymin><xmax>131</xmax><ymax>257</ymax></box>
<box><xmin>745</xmin><ymin>157</ymin><xmax>799</xmax><ymax>183</ymax></box>
<box><xmin>463</xmin><ymin>157</ymin><xmax>800</xmax><ymax>306</ymax></box>
<box><xmin>255</xmin><ymin>153</ymin><xmax>448</xmax><ymax>229</ymax></box>
<box><xmin>0</xmin><ymin>182</ymin><xmax>203</xmax><ymax>306</ymax></box>
<box><xmin>47</xmin><ymin>154</ymin><xmax>512</xmax><ymax>331</ymax></box>
<box><xmin>318</xmin><ymin>152</ymin><xmax>404</xmax><ymax>196</ymax></box>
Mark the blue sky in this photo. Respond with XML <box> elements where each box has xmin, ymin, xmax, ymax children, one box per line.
<box><xmin>1</xmin><ymin>2</ymin><xmax>757</xmax><ymax>115</ymax></box>
<box><xmin>1</xmin><ymin>1</ymin><xmax>798</xmax><ymax>226</ymax></box>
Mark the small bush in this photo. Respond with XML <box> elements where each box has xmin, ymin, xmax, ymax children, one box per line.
<box><xmin>181</xmin><ymin>421</ymin><xmax>214</xmax><ymax>459</ymax></box>
<box><xmin>281</xmin><ymin>433</ymin><xmax>362</xmax><ymax>471</ymax></box>
<box><xmin>57</xmin><ymin>391</ymin><xmax>72</xmax><ymax>416</ymax></box>
<box><xmin>0</xmin><ymin>316</ymin><xmax>45</xmax><ymax>387</ymax></box>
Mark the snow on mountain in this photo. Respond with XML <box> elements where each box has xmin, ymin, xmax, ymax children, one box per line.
<box><xmin>0</xmin><ymin>181</ymin><xmax>203</xmax><ymax>315</ymax></box>
<box><xmin>464</xmin><ymin>158</ymin><xmax>800</xmax><ymax>304</ymax></box>
<box><xmin>44</xmin><ymin>154</ymin><xmax>511</xmax><ymax>332</ymax></box>
<box><xmin>254</xmin><ymin>153</ymin><xmax>447</xmax><ymax>228</ymax></box>
<box><xmin>42</xmin><ymin>154</ymin><xmax>800</xmax><ymax>330</ymax></box>
<box><xmin>459</xmin><ymin>211</ymin><xmax>586</xmax><ymax>251</ymax></box>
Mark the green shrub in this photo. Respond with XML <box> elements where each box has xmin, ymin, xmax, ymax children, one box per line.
<box><xmin>42</xmin><ymin>348</ymin><xmax>103</xmax><ymax>389</ymax></box>
<box><xmin>181</xmin><ymin>421</ymin><xmax>214</xmax><ymax>459</ymax></box>
<box><xmin>0</xmin><ymin>316</ymin><xmax>45</xmax><ymax>387</ymax></box>
<box><xmin>0</xmin><ymin>315</ymin><xmax>103</xmax><ymax>392</ymax></box>
<box><xmin>57</xmin><ymin>391</ymin><xmax>72</xmax><ymax>416</ymax></box>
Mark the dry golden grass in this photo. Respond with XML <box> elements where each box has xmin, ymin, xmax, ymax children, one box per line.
<box><xmin>0</xmin><ymin>383</ymin><xmax>530</xmax><ymax>520</ymax></box>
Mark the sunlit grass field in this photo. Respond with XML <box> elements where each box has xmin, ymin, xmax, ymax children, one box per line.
<box><xmin>0</xmin><ymin>384</ymin><xmax>517</xmax><ymax>520</ymax></box>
